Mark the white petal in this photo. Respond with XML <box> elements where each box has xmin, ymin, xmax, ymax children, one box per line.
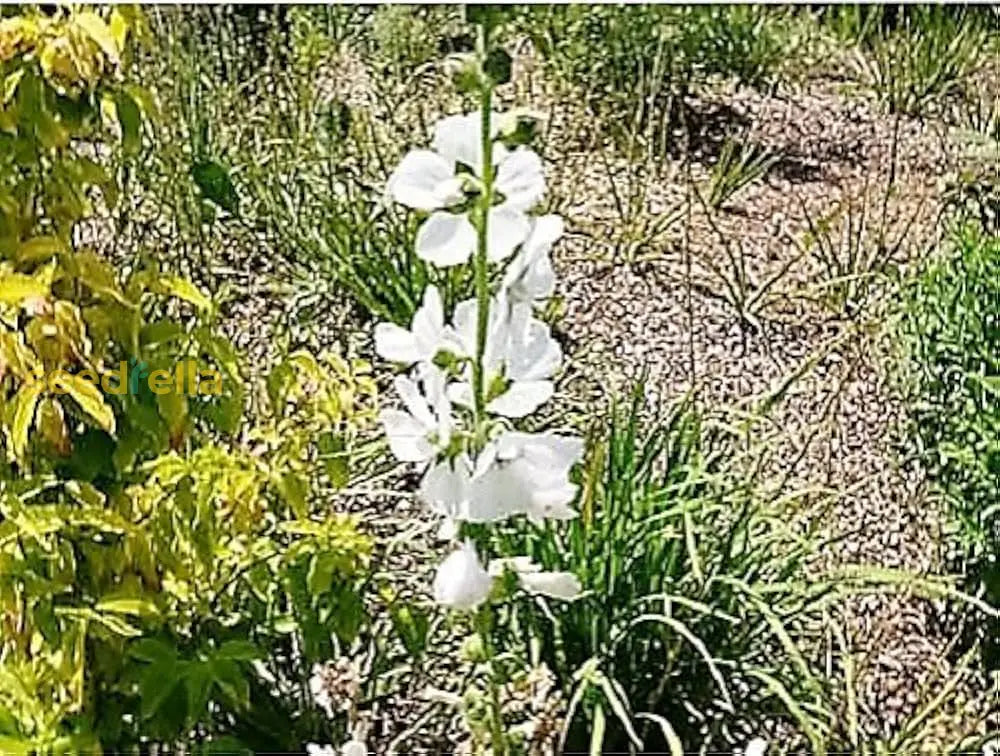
<box><xmin>519</xmin><ymin>571</ymin><xmax>581</xmax><ymax>600</ymax></box>
<box><xmin>419</xmin><ymin>457</ymin><xmax>471</xmax><ymax>520</ymax></box>
<box><xmin>446</xmin><ymin>381</ymin><xmax>474</xmax><ymax>409</ymax></box>
<box><xmin>745</xmin><ymin>739</ymin><xmax>768</xmax><ymax>756</ymax></box>
<box><xmin>380</xmin><ymin>409</ymin><xmax>433</xmax><ymax>462</ymax></box>
<box><xmin>433</xmin><ymin>112</ymin><xmax>502</xmax><ymax>175</ymax></box>
<box><xmin>416</xmin><ymin>212</ymin><xmax>476</xmax><ymax>267</ymax></box>
<box><xmin>528</xmin><ymin>483</ymin><xmax>579</xmax><ymax>523</ymax></box>
<box><xmin>374</xmin><ymin>323</ymin><xmax>420</xmax><ymax>364</ymax></box>
<box><xmin>341</xmin><ymin>741</ymin><xmax>368</xmax><ymax>756</ymax></box>
<box><xmin>495</xmin><ymin>148</ymin><xmax>545</xmax><ymax>211</ymax></box>
<box><xmin>411</xmin><ymin>285</ymin><xmax>445</xmax><ymax>358</ymax></box>
<box><xmin>486</xmin><ymin>205</ymin><xmax>530</xmax><ymax>263</ymax></box>
<box><xmin>387</xmin><ymin>150</ymin><xmax>462</xmax><ymax>211</ymax></box>
<box><xmin>393</xmin><ymin>375</ymin><xmax>434</xmax><ymax>429</ymax></box>
<box><xmin>432</xmin><ymin>541</ymin><xmax>493</xmax><ymax>610</ymax></box>
<box><xmin>487</xmin><ymin>380</ymin><xmax>553</xmax><ymax>418</ymax></box>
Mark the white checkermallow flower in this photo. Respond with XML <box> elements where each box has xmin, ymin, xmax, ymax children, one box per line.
<box><xmin>387</xmin><ymin>112</ymin><xmax>545</xmax><ymax>267</ymax></box>
<box><xmin>379</xmin><ymin>362</ymin><xmax>452</xmax><ymax>464</ymax></box>
<box><xmin>503</xmin><ymin>214</ymin><xmax>563</xmax><ymax>305</ymax></box>
<box><xmin>447</xmin><ymin>295</ymin><xmax>562</xmax><ymax>419</ymax></box>
<box><xmin>374</xmin><ymin>285</ymin><xmax>450</xmax><ymax>366</ymax></box>
<box><xmin>432</xmin><ymin>540</ymin><xmax>493</xmax><ymax>610</ymax></box>
<box><xmin>306</xmin><ymin>745</ymin><xmax>336</xmax><ymax>756</ymax></box>
<box><xmin>469</xmin><ymin>431</ymin><xmax>584</xmax><ymax>524</ymax></box>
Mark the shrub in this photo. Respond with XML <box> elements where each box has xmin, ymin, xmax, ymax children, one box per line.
<box><xmin>0</xmin><ymin>8</ymin><xmax>376</xmax><ymax>750</ymax></box>
<box><xmin>895</xmin><ymin>227</ymin><xmax>1000</xmax><ymax>670</ymax></box>
<box><xmin>490</xmin><ymin>386</ymin><xmax>830</xmax><ymax>751</ymax></box>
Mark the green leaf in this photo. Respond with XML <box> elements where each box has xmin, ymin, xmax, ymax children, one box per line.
<box><xmin>389</xmin><ymin>603</ymin><xmax>429</xmax><ymax>660</ymax></box>
<box><xmin>191</xmin><ymin>160</ymin><xmax>239</xmax><ymax>215</ymax></box>
<box><xmin>74</xmin><ymin>11</ymin><xmax>120</xmax><ymax>62</ymax></box>
<box><xmin>484</xmin><ymin>48</ymin><xmax>513</xmax><ymax>85</ymax></box>
<box><xmin>156</xmin><ymin>276</ymin><xmax>213</xmax><ymax>314</ymax></box>
<box><xmin>117</xmin><ymin>92</ymin><xmax>142</xmax><ymax>155</ymax></box>
<box><xmin>16</xmin><ymin>235</ymin><xmax>65</xmax><ymax>264</ymax></box>
<box><xmin>96</xmin><ymin>597</ymin><xmax>160</xmax><ymax>619</ymax></box>
<box><xmin>63</xmin><ymin>373</ymin><xmax>116</xmax><ymax>433</ymax></box>
<box><xmin>0</xmin><ymin>269</ymin><xmax>51</xmax><ymax>306</ymax></box>
<box><xmin>130</xmin><ymin>638</ymin><xmax>178</xmax><ymax>664</ymax></box>
<box><xmin>215</xmin><ymin>640</ymin><xmax>260</xmax><ymax>662</ymax></box>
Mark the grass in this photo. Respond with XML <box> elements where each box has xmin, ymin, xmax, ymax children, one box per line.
<box><xmin>489</xmin><ymin>384</ymin><xmax>832</xmax><ymax>751</ymax></box>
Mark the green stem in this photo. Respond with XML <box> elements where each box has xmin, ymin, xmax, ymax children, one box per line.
<box><xmin>475</xmin><ymin>605</ymin><xmax>506</xmax><ymax>756</ymax></box>
<box><xmin>471</xmin><ymin>23</ymin><xmax>494</xmax><ymax>431</ymax></box>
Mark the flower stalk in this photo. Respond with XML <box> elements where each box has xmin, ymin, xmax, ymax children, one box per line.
<box><xmin>471</xmin><ymin>22</ymin><xmax>493</xmax><ymax>429</ymax></box>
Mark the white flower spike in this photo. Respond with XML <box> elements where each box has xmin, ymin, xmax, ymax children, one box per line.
<box><xmin>432</xmin><ymin>540</ymin><xmax>493</xmax><ymax>610</ymax></box>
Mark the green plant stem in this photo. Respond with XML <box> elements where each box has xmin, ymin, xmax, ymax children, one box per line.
<box><xmin>475</xmin><ymin>605</ymin><xmax>507</xmax><ymax>756</ymax></box>
<box><xmin>471</xmin><ymin>24</ymin><xmax>494</xmax><ymax>431</ymax></box>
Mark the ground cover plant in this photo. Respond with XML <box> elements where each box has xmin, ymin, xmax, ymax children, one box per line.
<box><xmin>1</xmin><ymin>3</ymin><xmax>999</xmax><ymax>754</ymax></box>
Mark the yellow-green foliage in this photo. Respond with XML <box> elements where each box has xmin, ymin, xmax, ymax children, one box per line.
<box><xmin>0</xmin><ymin>7</ymin><xmax>376</xmax><ymax>750</ymax></box>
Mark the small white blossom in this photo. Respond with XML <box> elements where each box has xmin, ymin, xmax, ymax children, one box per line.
<box><xmin>379</xmin><ymin>363</ymin><xmax>453</xmax><ymax>464</ymax></box>
<box><xmin>503</xmin><ymin>214</ymin><xmax>563</xmax><ymax>305</ymax></box>
<box><xmin>306</xmin><ymin>745</ymin><xmax>336</xmax><ymax>756</ymax></box>
<box><xmin>448</xmin><ymin>296</ymin><xmax>562</xmax><ymax>419</ymax></box>
<box><xmin>490</xmin><ymin>557</ymin><xmax>582</xmax><ymax>601</ymax></box>
<box><xmin>469</xmin><ymin>432</ymin><xmax>584</xmax><ymax>524</ymax></box>
<box><xmin>340</xmin><ymin>740</ymin><xmax>367</xmax><ymax>756</ymax></box>
<box><xmin>374</xmin><ymin>285</ymin><xmax>450</xmax><ymax>365</ymax></box>
<box><xmin>518</xmin><ymin>571</ymin><xmax>582</xmax><ymax>600</ymax></box>
<box><xmin>432</xmin><ymin>540</ymin><xmax>493</xmax><ymax>610</ymax></box>
<box><xmin>387</xmin><ymin>112</ymin><xmax>545</xmax><ymax>267</ymax></box>
<box><xmin>745</xmin><ymin>738</ymin><xmax>768</xmax><ymax>756</ymax></box>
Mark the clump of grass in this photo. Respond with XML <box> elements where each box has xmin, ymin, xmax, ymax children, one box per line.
<box><xmin>821</xmin><ymin>5</ymin><xmax>994</xmax><ymax>118</ymax></box>
<box><xmin>490</xmin><ymin>384</ymin><xmax>833</xmax><ymax>751</ymax></box>
<box><xmin>521</xmin><ymin>5</ymin><xmax>794</xmax><ymax>154</ymax></box>
<box><xmin>895</xmin><ymin>227</ymin><xmax>1000</xmax><ymax>671</ymax></box>
<box><xmin>707</xmin><ymin>137</ymin><xmax>777</xmax><ymax>210</ymax></box>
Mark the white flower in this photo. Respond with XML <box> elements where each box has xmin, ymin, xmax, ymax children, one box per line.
<box><xmin>379</xmin><ymin>363</ymin><xmax>452</xmax><ymax>463</ymax></box>
<box><xmin>374</xmin><ymin>285</ymin><xmax>451</xmax><ymax>365</ymax></box>
<box><xmin>745</xmin><ymin>738</ymin><xmax>768</xmax><ymax>756</ymax></box>
<box><xmin>503</xmin><ymin>214</ymin><xmax>563</xmax><ymax>305</ymax></box>
<box><xmin>518</xmin><ymin>571</ymin><xmax>582</xmax><ymax>600</ymax></box>
<box><xmin>387</xmin><ymin>112</ymin><xmax>545</xmax><ymax>267</ymax></box>
<box><xmin>340</xmin><ymin>740</ymin><xmax>367</xmax><ymax>756</ymax></box>
<box><xmin>432</xmin><ymin>540</ymin><xmax>493</xmax><ymax>610</ymax></box>
<box><xmin>386</xmin><ymin>150</ymin><xmax>465</xmax><ymax>212</ymax></box>
<box><xmin>468</xmin><ymin>431</ymin><xmax>584</xmax><ymax>524</ymax></box>
<box><xmin>448</xmin><ymin>296</ymin><xmax>562</xmax><ymax>418</ymax></box>
<box><xmin>306</xmin><ymin>745</ymin><xmax>336</xmax><ymax>756</ymax></box>
<box><xmin>490</xmin><ymin>557</ymin><xmax>582</xmax><ymax>600</ymax></box>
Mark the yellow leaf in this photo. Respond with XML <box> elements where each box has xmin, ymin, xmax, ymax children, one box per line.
<box><xmin>74</xmin><ymin>11</ymin><xmax>119</xmax><ymax>63</ymax></box>
<box><xmin>0</xmin><ymin>269</ymin><xmax>51</xmax><ymax>306</ymax></box>
<box><xmin>63</xmin><ymin>373</ymin><xmax>116</xmax><ymax>433</ymax></box>
<box><xmin>11</xmin><ymin>380</ymin><xmax>45</xmax><ymax>459</ymax></box>
<box><xmin>157</xmin><ymin>275</ymin><xmax>213</xmax><ymax>314</ymax></box>
<box><xmin>109</xmin><ymin>9</ymin><xmax>129</xmax><ymax>52</ymax></box>
<box><xmin>16</xmin><ymin>235</ymin><xmax>65</xmax><ymax>264</ymax></box>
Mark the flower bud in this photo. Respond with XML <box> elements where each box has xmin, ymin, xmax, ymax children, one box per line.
<box><xmin>432</xmin><ymin>540</ymin><xmax>493</xmax><ymax>610</ymax></box>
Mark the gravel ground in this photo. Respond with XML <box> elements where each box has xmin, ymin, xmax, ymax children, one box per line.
<box><xmin>530</xmin><ymin>64</ymin><xmax>996</xmax><ymax>745</ymax></box>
